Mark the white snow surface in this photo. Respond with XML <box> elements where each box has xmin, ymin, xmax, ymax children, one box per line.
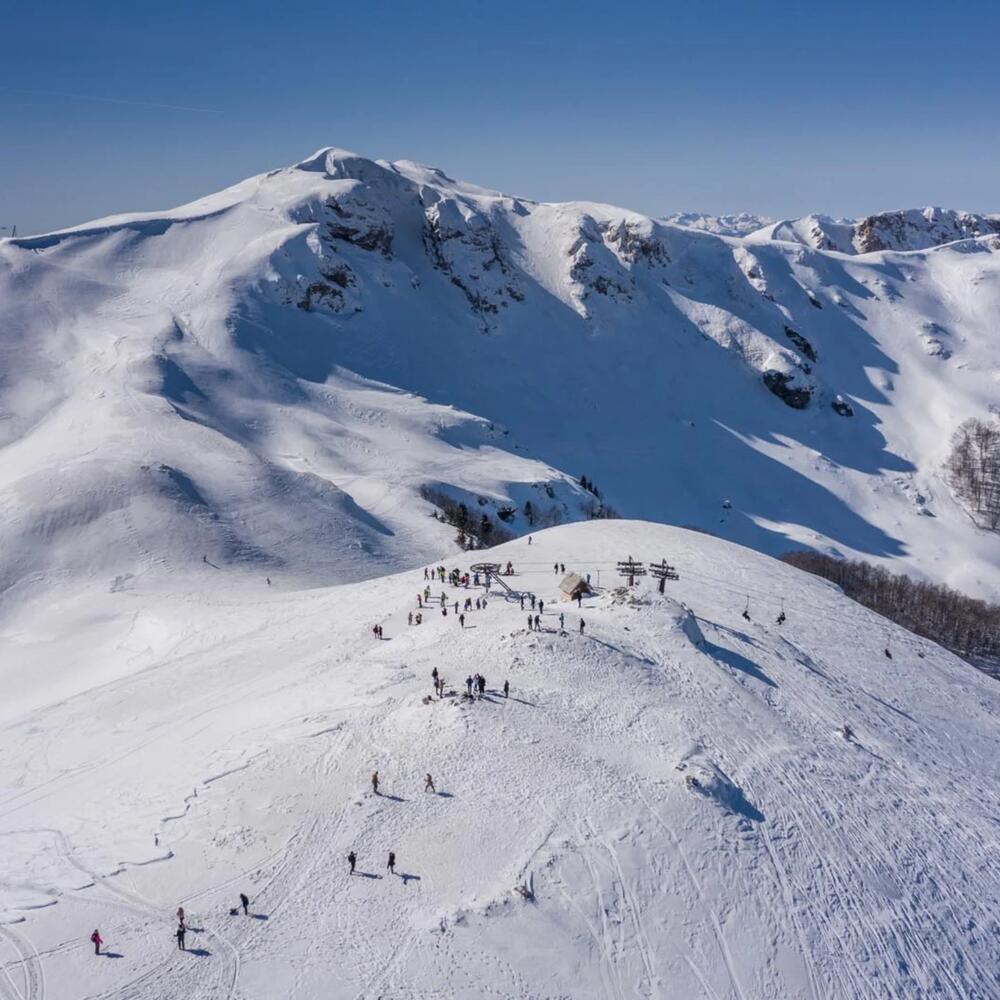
<box><xmin>0</xmin><ymin>149</ymin><xmax>1000</xmax><ymax>616</ymax></box>
<box><xmin>0</xmin><ymin>520</ymin><xmax>997</xmax><ymax>999</ymax></box>
<box><xmin>2</xmin><ymin>147</ymin><xmax>1000</xmax><ymax>611</ymax></box>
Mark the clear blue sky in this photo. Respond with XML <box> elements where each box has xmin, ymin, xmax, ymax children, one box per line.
<box><xmin>2</xmin><ymin>0</ymin><xmax>997</xmax><ymax>235</ymax></box>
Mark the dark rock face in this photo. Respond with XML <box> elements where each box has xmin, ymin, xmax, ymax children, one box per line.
<box><xmin>763</xmin><ymin>370</ymin><xmax>811</xmax><ymax>409</ymax></box>
<box><xmin>323</xmin><ymin>196</ymin><xmax>394</xmax><ymax>257</ymax></box>
<box><xmin>831</xmin><ymin>395</ymin><xmax>854</xmax><ymax>417</ymax></box>
<box><xmin>783</xmin><ymin>326</ymin><xmax>817</xmax><ymax>363</ymax></box>
<box><xmin>298</xmin><ymin>265</ymin><xmax>358</xmax><ymax>312</ymax></box>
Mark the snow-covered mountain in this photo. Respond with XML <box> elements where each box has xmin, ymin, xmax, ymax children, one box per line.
<box><xmin>749</xmin><ymin>207</ymin><xmax>1000</xmax><ymax>255</ymax></box>
<box><xmin>660</xmin><ymin>211</ymin><xmax>774</xmax><ymax>237</ymax></box>
<box><xmin>2</xmin><ymin>146</ymin><xmax>1000</xmax><ymax>624</ymax></box>
<box><xmin>1</xmin><ymin>520</ymin><xmax>997</xmax><ymax>1000</ymax></box>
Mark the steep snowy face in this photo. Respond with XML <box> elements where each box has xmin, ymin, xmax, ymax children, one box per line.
<box><xmin>2</xmin><ymin>147</ymin><xmax>1000</xmax><ymax>612</ymax></box>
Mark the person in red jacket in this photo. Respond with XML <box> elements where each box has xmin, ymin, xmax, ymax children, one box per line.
<box><xmin>91</xmin><ymin>929</ymin><xmax>103</xmax><ymax>955</ymax></box>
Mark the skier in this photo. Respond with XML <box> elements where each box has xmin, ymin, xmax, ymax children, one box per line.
<box><xmin>527</xmin><ymin>614</ymin><xmax>533</xmax><ymax>631</ymax></box>
<box><xmin>91</xmin><ymin>929</ymin><xmax>103</xmax><ymax>955</ymax></box>
<box><xmin>559</xmin><ymin>612</ymin><xmax>565</xmax><ymax>629</ymax></box>
<box><xmin>408</xmin><ymin>611</ymin><xmax>413</xmax><ymax>626</ymax></box>
<box><xmin>417</xmin><ymin>594</ymin><xmax>422</xmax><ymax>608</ymax></box>
<box><xmin>424</xmin><ymin>568</ymin><xmax>428</xmax><ymax>580</ymax></box>
<box><xmin>577</xmin><ymin>592</ymin><xmax>583</xmax><ymax>608</ymax></box>
<box><xmin>425</xmin><ymin>773</ymin><xmax>436</xmax><ymax>793</ymax></box>
<box><xmin>579</xmin><ymin>618</ymin><xmax>585</xmax><ymax>634</ymax></box>
<box><xmin>372</xmin><ymin>771</ymin><xmax>380</xmax><ymax>795</ymax></box>
<box><xmin>534</xmin><ymin>614</ymin><xmax>541</xmax><ymax>630</ymax></box>
<box><xmin>478</xmin><ymin>675</ymin><xmax>486</xmax><ymax>695</ymax></box>
<box><xmin>531</xmin><ymin>595</ymin><xmax>537</xmax><ymax>610</ymax></box>
<box><xmin>539</xmin><ymin>599</ymin><xmax>544</xmax><ymax>615</ymax></box>
<box><xmin>176</xmin><ymin>924</ymin><xmax>186</xmax><ymax>951</ymax></box>
<box><xmin>387</xmin><ymin>851</ymin><xmax>396</xmax><ymax>875</ymax></box>
<box><xmin>240</xmin><ymin>892</ymin><xmax>250</xmax><ymax>916</ymax></box>
<box><xmin>348</xmin><ymin>850</ymin><xmax>357</xmax><ymax>875</ymax></box>
<box><xmin>465</xmin><ymin>675</ymin><xmax>474</xmax><ymax>696</ymax></box>
<box><xmin>503</xmin><ymin>679</ymin><xmax>509</xmax><ymax>698</ymax></box>
<box><xmin>177</xmin><ymin>906</ymin><xmax>185</xmax><ymax>925</ymax></box>
<box><xmin>459</xmin><ymin>613</ymin><xmax>465</xmax><ymax>628</ymax></box>
<box><xmin>560</xmin><ymin>563</ymin><xmax>566</xmax><ymax>573</ymax></box>
<box><xmin>554</xmin><ymin>563</ymin><xmax>559</xmax><ymax>574</ymax></box>
<box><xmin>454</xmin><ymin>601</ymin><xmax>459</xmax><ymax>614</ymax></box>
<box><xmin>432</xmin><ymin>666</ymin><xmax>439</xmax><ymax>683</ymax></box>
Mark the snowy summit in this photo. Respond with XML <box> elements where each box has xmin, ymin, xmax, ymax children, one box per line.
<box><xmin>0</xmin><ymin>147</ymin><xmax>998</xmax><ymax>1000</ymax></box>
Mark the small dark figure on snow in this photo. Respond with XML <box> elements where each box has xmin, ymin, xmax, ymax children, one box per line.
<box><xmin>240</xmin><ymin>892</ymin><xmax>250</xmax><ymax>915</ymax></box>
<box><xmin>459</xmin><ymin>613</ymin><xmax>465</xmax><ymax>628</ymax></box>
<box><xmin>177</xmin><ymin>924</ymin><xmax>186</xmax><ymax>950</ymax></box>
<box><xmin>425</xmin><ymin>773</ymin><xmax>436</xmax><ymax>793</ymax></box>
<box><xmin>577</xmin><ymin>593</ymin><xmax>582</xmax><ymax>608</ymax></box>
<box><xmin>465</xmin><ymin>676</ymin><xmax>474</xmax><ymax>695</ymax></box>
<box><xmin>432</xmin><ymin>667</ymin><xmax>439</xmax><ymax>682</ymax></box>
<box><xmin>503</xmin><ymin>679</ymin><xmax>509</xmax><ymax>698</ymax></box>
<box><xmin>387</xmin><ymin>851</ymin><xmax>396</xmax><ymax>874</ymax></box>
<box><xmin>348</xmin><ymin>850</ymin><xmax>357</xmax><ymax>874</ymax></box>
<box><xmin>531</xmin><ymin>595</ymin><xmax>537</xmax><ymax>610</ymax></box>
<box><xmin>579</xmin><ymin>618</ymin><xmax>586</xmax><ymax>634</ymax></box>
<box><xmin>539</xmin><ymin>600</ymin><xmax>544</xmax><ymax>614</ymax></box>
<box><xmin>91</xmin><ymin>929</ymin><xmax>102</xmax><ymax>955</ymax></box>
<box><xmin>534</xmin><ymin>614</ymin><xmax>541</xmax><ymax>630</ymax></box>
<box><xmin>559</xmin><ymin>613</ymin><xmax>565</xmax><ymax>629</ymax></box>
<box><xmin>554</xmin><ymin>563</ymin><xmax>559</xmax><ymax>574</ymax></box>
<box><xmin>372</xmin><ymin>771</ymin><xmax>380</xmax><ymax>795</ymax></box>
<box><xmin>527</xmin><ymin>614</ymin><xmax>533</xmax><ymax>631</ymax></box>
<box><xmin>560</xmin><ymin>563</ymin><xmax>565</xmax><ymax>573</ymax></box>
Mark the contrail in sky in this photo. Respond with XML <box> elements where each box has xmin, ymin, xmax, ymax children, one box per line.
<box><xmin>0</xmin><ymin>86</ymin><xmax>223</xmax><ymax>114</ymax></box>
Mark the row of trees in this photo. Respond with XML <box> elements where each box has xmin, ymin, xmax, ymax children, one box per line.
<box><xmin>946</xmin><ymin>416</ymin><xmax>1000</xmax><ymax>530</ymax></box>
<box><xmin>419</xmin><ymin>486</ymin><xmax>514</xmax><ymax>549</ymax></box>
<box><xmin>781</xmin><ymin>551</ymin><xmax>1000</xmax><ymax>673</ymax></box>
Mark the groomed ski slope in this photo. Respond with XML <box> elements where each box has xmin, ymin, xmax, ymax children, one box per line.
<box><xmin>0</xmin><ymin>521</ymin><xmax>996</xmax><ymax>999</ymax></box>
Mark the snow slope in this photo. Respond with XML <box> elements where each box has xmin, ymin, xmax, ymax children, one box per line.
<box><xmin>0</xmin><ymin>520</ymin><xmax>996</xmax><ymax>999</ymax></box>
<box><xmin>2</xmin><ymin>147</ymin><xmax>1000</xmax><ymax>612</ymax></box>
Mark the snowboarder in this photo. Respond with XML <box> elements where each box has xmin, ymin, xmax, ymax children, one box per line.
<box><xmin>240</xmin><ymin>892</ymin><xmax>250</xmax><ymax>916</ymax></box>
<box><xmin>579</xmin><ymin>618</ymin><xmax>585</xmax><ymax>634</ymax></box>
<box><xmin>503</xmin><ymin>679</ymin><xmax>509</xmax><ymax>698</ymax></box>
<box><xmin>91</xmin><ymin>929</ymin><xmax>102</xmax><ymax>955</ymax></box>
<box><xmin>459</xmin><ymin>613</ymin><xmax>465</xmax><ymax>628</ymax></box>
<box><xmin>425</xmin><ymin>773</ymin><xmax>436</xmax><ymax>793</ymax></box>
<box><xmin>387</xmin><ymin>851</ymin><xmax>396</xmax><ymax>874</ymax></box>
<box><xmin>176</xmin><ymin>924</ymin><xmax>186</xmax><ymax>950</ymax></box>
<box><xmin>348</xmin><ymin>850</ymin><xmax>357</xmax><ymax>875</ymax></box>
<box><xmin>372</xmin><ymin>771</ymin><xmax>380</xmax><ymax>795</ymax></box>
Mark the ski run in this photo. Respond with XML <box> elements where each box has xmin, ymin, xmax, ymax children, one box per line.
<box><xmin>0</xmin><ymin>520</ymin><xmax>996</xmax><ymax>999</ymax></box>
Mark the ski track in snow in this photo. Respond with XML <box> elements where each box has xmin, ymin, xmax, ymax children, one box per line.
<box><xmin>0</xmin><ymin>522</ymin><xmax>997</xmax><ymax>998</ymax></box>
